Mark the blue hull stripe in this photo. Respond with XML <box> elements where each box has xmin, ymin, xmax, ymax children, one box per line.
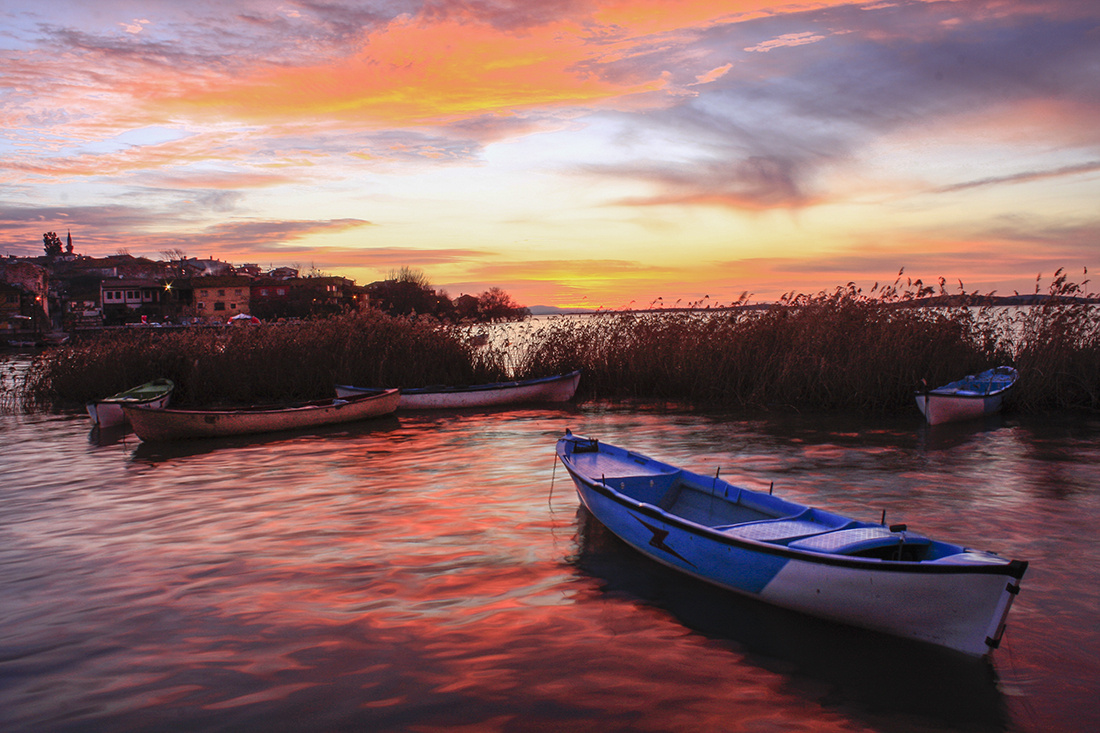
<box><xmin>572</xmin><ymin>473</ymin><xmax>1026</xmax><ymax>580</ymax></box>
<box><xmin>580</xmin><ymin>485</ymin><xmax>790</xmax><ymax>594</ymax></box>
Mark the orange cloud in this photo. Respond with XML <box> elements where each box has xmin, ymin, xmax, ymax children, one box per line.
<box><xmin>163</xmin><ymin>16</ymin><xmax>662</xmax><ymax>126</ymax></box>
<box><xmin>590</xmin><ymin>0</ymin><xmax>770</xmax><ymax>33</ymax></box>
<box><xmin>154</xmin><ymin>1</ymin><xmax>865</xmax><ymax>127</ymax></box>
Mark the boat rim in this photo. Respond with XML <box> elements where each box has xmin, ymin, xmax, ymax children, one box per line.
<box><xmin>123</xmin><ymin>388</ymin><xmax>398</xmax><ymax>416</ymax></box>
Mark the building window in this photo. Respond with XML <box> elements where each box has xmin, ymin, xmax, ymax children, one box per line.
<box><xmin>197</xmin><ymin>302</ymin><xmax>205</xmax><ymax>310</ymax></box>
<box><xmin>218</xmin><ymin>289</ymin><xmax>226</xmax><ymax>296</ymax></box>
<box><xmin>276</xmin><ymin>288</ymin><xmax>286</xmax><ymax>296</ymax></box>
<box><xmin>214</xmin><ymin>302</ymin><xmax>226</xmax><ymax>311</ymax></box>
<box><xmin>260</xmin><ymin>288</ymin><xmax>269</xmax><ymax>296</ymax></box>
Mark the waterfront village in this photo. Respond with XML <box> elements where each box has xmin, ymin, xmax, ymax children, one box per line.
<box><xmin>1</xmin><ymin>235</ymin><xmax>529</xmax><ymax>344</ymax></box>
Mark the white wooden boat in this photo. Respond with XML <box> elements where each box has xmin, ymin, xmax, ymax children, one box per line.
<box><xmin>916</xmin><ymin>366</ymin><xmax>1018</xmax><ymax>425</ymax></box>
<box><xmin>556</xmin><ymin>431</ymin><xmax>1027</xmax><ymax>657</ymax></box>
<box><xmin>123</xmin><ymin>388</ymin><xmax>399</xmax><ymax>441</ymax></box>
<box><xmin>86</xmin><ymin>378</ymin><xmax>175</xmax><ymax>428</ymax></box>
<box><xmin>336</xmin><ymin>370</ymin><xmax>581</xmax><ymax>410</ymax></box>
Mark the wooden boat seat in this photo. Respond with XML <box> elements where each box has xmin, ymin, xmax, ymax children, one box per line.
<box><xmin>789</xmin><ymin>526</ymin><xmax>930</xmax><ymax>555</ymax></box>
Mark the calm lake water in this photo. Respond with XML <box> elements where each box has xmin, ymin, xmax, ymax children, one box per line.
<box><xmin>2</xmin><ymin>360</ymin><xmax>1098</xmax><ymax>732</ymax></box>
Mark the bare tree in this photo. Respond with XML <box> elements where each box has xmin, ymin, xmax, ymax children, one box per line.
<box><xmin>389</xmin><ymin>266</ymin><xmax>432</xmax><ymax>289</ymax></box>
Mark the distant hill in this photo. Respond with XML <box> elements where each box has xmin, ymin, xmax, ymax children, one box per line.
<box><xmin>527</xmin><ymin>305</ymin><xmax>597</xmax><ymax>316</ymax></box>
<box><xmin>527</xmin><ymin>294</ymin><xmax>1098</xmax><ymax>315</ymax></box>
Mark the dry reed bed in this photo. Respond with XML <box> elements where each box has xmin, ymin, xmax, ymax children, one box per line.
<box><xmin>18</xmin><ymin>310</ymin><xmax>509</xmax><ymax>409</ymax></box>
<box><xmin>514</xmin><ymin>272</ymin><xmax>1099</xmax><ymax>412</ymax></box>
<box><xmin>11</xmin><ymin>273</ymin><xmax>1099</xmax><ymax>414</ymax></box>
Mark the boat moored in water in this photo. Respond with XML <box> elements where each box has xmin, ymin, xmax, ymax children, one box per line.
<box><xmin>336</xmin><ymin>370</ymin><xmax>581</xmax><ymax>410</ymax></box>
<box><xmin>916</xmin><ymin>366</ymin><xmax>1018</xmax><ymax>426</ymax></box>
<box><xmin>556</xmin><ymin>430</ymin><xmax>1027</xmax><ymax>657</ymax></box>
<box><xmin>86</xmin><ymin>378</ymin><xmax>175</xmax><ymax>428</ymax></box>
<box><xmin>123</xmin><ymin>388</ymin><xmax>399</xmax><ymax>441</ymax></box>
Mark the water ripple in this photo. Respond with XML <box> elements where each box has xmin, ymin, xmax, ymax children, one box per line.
<box><xmin>1</xmin><ymin>404</ymin><xmax>1097</xmax><ymax>732</ymax></box>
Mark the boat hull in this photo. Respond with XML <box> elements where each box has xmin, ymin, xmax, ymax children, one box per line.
<box><xmin>557</xmin><ymin>433</ymin><xmax>1026</xmax><ymax>657</ymax></box>
<box><xmin>123</xmin><ymin>389</ymin><xmax>399</xmax><ymax>441</ymax></box>
<box><xmin>916</xmin><ymin>392</ymin><xmax>1007</xmax><ymax>426</ymax></box>
<box><xmin>86</xmin><ymin>379</ymin><xmax>175</xmax><ymax>428</ymax></box>
<box><xmin>916</xmin><ymin>366</ymin><xmax>1017</xmax><ymax>425</ymax></box>
<box><xmin>336</xmin><ymin>370</ymin><xmax>580</xmax><ymax>410</ymax></box>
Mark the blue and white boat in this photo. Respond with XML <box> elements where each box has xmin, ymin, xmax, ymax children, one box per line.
<box><xmin>556</xmin><ymin>431</ymin><xmax>1027</xmax><ymax>657</ymax></box>
<box><xmin>916</xmin><ymin>366</ymin><xmax>1018</xmax><ymax>425</ymax></box>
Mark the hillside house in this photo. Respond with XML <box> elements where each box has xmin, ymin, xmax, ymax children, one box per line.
<box><xmin>192</xmin><ymin>275</ymin><xmax>252</xmax><ymax>321</ymax></box>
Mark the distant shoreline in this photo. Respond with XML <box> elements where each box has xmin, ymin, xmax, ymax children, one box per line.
<box><xmin>527</xmin><ymin>294</ymin><xmax>1099</xmax><ymax>316</ymax></box>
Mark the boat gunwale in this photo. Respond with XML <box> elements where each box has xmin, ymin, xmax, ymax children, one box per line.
<box><xmin>558</xmin><ymin>439</ymin><xmax>1027</xmax><ymax>580</ymax></box>
<box><xmin>95</xmin><ymin>378</ymin><xmax>175</xmax><ymax>405</ymax></box>
<box><xmin>123</xmin><ymin>388</ymin><xmax>398</xmax><ymax>417</ymax></box>
<box><xmin>919</xmin><ymin>366</ymin><xmax>1018</xmax><ymax>399</ymax></box>
<box><xmin>925</xmin><ymin>384</ymin><xmax>1014</xmax><ymax>398</ymax></box>
<box><xmin>339</xmin><ymin>369</ymin><xmax>581</xmax><ymax>396</ymax></box>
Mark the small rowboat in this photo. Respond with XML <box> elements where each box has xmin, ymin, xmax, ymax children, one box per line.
<box><xmin>556</xmin><ymin>431</ymin><xmax>1027</xmax><ymax>657</ymax></box>
<box><xmin>336</xmin><ymin>370</ymin><xmax>581</xmax><ymax>410</ymax></box>
<box><xmin>86</xmin><ymin>378</ymin><xmax>175</xmax><ymax>428</ymax></box>
<box><xmin>123</xmin><ymin>388</ymin><xmax>399</xmax><ymax>441</ymax></box>
<box><xmin>916</xmin><ymin>366</ymin><xmax>1018</xmax><ymax>425</ymax></box>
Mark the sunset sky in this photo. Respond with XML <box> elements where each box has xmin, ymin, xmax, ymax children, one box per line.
<box><xmin>1</xmin><ymin>1</ymin><xmax>1097</xmax><ymax>308</ymax></box>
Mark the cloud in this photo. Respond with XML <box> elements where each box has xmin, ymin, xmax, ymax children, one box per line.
<box><xmin>744</xmin><ymin>31</ymin><xmax>826</xmax><ymax>53</ymax></box>
<box><xmin>2</xmin><ymin>0</ymin><xmax>1097</xmax><ymax>306</ymax></box>
<box><xmin>299</xmin><ymin>245</ymin><xmax>492</xmax><ymax>270</ymax></box>
<box><xmin>418</xmin><ymin>0</ymin><xmax>587</xmax><ymax>30</ymax></box>
<box><xmin>139</xmin><ymin>171</ymin><xmax>300</xmax><ymax>190</ymax></box>
<box><xmin>155</xmin><ymin>13</ymin><xmax>665</xmax><ymax>126</ymax></box>
<box><xmin>568</xmin><ymin>1</ymin><xmax>1100</xmax><ymax>211</ymax></box>
<box><xmin>120</xmin><ymin>19</ymin><xmax>151</xmax><ymax>35</ymax></box>
<box><xmin>601</xmin><ymin>156</ymin><xmax>824</xmax><ymax>209</ymax></box>
<box><xmin>0</xmin><ymin>193</ymin><xmax>372</xmax><ymax>259</ymax></box>
<box><xmin>693</xmin><ymin>63</ymin><xmax>733</xmax><ymax>85</ymax></box>
<box><xmin>933</xmin><ymin>160</ymin><xmax>1100</xmax><ymax>193</ymax></box>
<box><xmin>199</xmin><ymin>218</ymin><xmax>371</xmax><ymax>246</ymax></box>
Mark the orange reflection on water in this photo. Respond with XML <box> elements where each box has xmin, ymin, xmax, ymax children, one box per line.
<box><xmin>4</xmin><ymin>403</ymin><xmax>1097</xmax><ymax>731</ymax></box>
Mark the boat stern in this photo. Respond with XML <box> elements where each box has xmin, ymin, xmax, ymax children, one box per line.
<box><xmin>980</xmin><ymin>559</ymin><xmax>1028</xmax><ymax>654</ymax></box>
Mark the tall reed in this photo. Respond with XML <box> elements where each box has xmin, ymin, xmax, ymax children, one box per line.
<box><xmin>1011</xmin><ymin>270</ymin><xmax>1100</xmax><ymax>411</ymax></box>
<box><xmin>16</xmin><ymin>273</ymin><xmax>1098</xmax><ymax>414</ymax></box>
<box><xmin>514</xmin><ymin>273</ymin><xmax>1098</xmax><ymax>413</ymax></box>
<box><xmin>21</xmin><ymin>311</ymin><xmax>510</xmax><ymax>409</ymax></box>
